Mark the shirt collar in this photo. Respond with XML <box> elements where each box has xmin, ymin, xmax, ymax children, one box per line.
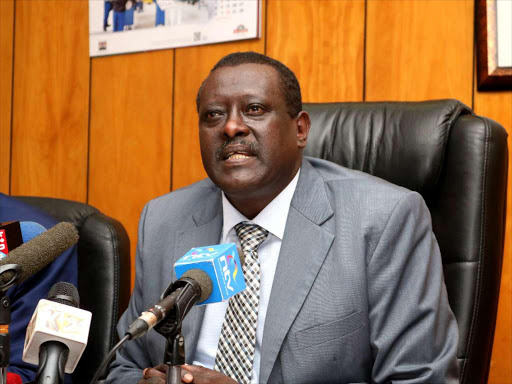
<box><xmin>221</xmin><ymin>168</ymin><xmax>301</xmax><ymax>242</ymax></box>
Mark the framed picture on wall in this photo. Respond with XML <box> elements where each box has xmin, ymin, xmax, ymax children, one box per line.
<box><xmin>476</xmin><ymin>0</ymin><xmax>512</xmax><ymax>90</ymax></box>
<box><xmin>89</xmin><ymin>0</ymin><xmax>261</xmax><ymax>57</ymax></box>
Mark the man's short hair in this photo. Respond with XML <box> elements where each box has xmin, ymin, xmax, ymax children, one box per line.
<box><xmin>196</xmin><ymin>51</ymin><xmax>302</xmax><ymax>118</ymax></box>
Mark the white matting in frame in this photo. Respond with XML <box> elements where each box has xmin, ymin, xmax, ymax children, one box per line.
<box><xmin>496</xmin><ymin>0</ymin><xmax>511</xmax><ymax>68</ymax></box>
<box><xmin>89</xmin><ymin>0</ymin><xmax>261</xmax><ymax>57</ymax></box>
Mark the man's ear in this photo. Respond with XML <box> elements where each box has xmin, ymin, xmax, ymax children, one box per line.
<box><xmin>296</xmin><ymin>111</ymin><xmax>311</xmax><ymax>149</ymax></box>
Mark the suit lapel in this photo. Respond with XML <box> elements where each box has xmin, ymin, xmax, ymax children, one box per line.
<box><xmin>259</xmin><ymin>159</ymin><xmax>335</xmax><ymax>383</ymax></box>
<box><xmin>174</xmin><ymin>185</ymin><xmax>223</xmax><ymax>363</ymax></box>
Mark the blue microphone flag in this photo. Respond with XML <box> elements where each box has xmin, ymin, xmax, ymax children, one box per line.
<box><xmin>174</xmin><ymin>243</ymin><xmax>245</xmax><ymax>305</ymax></box>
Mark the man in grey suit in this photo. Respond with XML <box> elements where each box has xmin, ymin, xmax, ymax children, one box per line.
<box><xmin>107</xmin><ymin>52</ymin><xmax>459</xmax><ymax>384</ymax></box>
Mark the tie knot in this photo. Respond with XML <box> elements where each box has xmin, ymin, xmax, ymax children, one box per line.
<box><xmin>234</xmin><ymin>222</ymin><xmax>269</xmax><ymax>254</ymax></box>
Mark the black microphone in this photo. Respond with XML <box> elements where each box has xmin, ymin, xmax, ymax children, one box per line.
<box><xmin>92</xmin><ymin>247</ymin><xmax>246</xmax><ymax>384</ymax></box>
<box><xmin>126</xmin><ymin>246</ymin><xmax>245</xmax><ymax>340</ymax></box>
<box><xmin>27</xmin><ymin>283</ymin><xmax>85</xmax><ymax>384</ymax></box>
<box><xmin>0</xmin><ymin>222</ymin><xmax>78</xmax><ymax>289</ymax></box>
<box><xmin>126</xmin><ymin>269</ymin><xmax>213</xmax><ymax>340</ymax></box>
<box><xmin>35</xmin><ymin>283</ymin><xmax>75</xmax><ymax>384</ymax></box>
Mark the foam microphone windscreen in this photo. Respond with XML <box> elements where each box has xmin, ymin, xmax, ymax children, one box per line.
<box><xmin>181</xmin><ymin>269</ymin><xmax>213</xmax><ymax>303</ymax></box>
<box><xmin>0</xmin><ymin>222</ymin><xmax>78</xmax><ymax>286</ymax></box>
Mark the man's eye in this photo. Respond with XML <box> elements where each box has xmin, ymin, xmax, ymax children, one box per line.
<box><xmin>247</xmin><ymin>105</ymin><xmax>264</xmax><ymax>114</ymax></box>
<box><xmin>205</xmin><ymin>111</ymin><xmax>221</xmax><ymax>120</ymax></box>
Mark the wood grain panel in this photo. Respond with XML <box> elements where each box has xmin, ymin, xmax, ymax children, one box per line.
<box><xmin>10</xmin><ymin>0</ymin><xmax>89</xmax><ymax>200</ymax></box>
<box><xmin>89</xmin><ymin>51</ymin><xmax>174</xmax><ymax>288</ymax></box>
<box><xmin>0</xmin><ymin>0</ymin><xmax>14</xmax><ymax>194</ymax></box>
<box><xmin>366</xmin><ymin>0</ymin><xmax>473</xmax><ymax>105</ymax></box>
<box><xmin>474</xmin><ymin>91</ymin><xmax>512</xmax><ymax>383</ymax></box>
<box><xmin>172</xmin><ymin>1</ymin><xmax>265</xmax><ymax>190</ymax></box>
<box><xmin>266</xmin><ymin>0</ymin><xmax>364</xmax><ymax>103</ymax></box>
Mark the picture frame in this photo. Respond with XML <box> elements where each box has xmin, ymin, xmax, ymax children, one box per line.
<box><xmin>89</xmin><ymin>0</ymin><xmax>261</xmax><ymax>57</ymax></box>
<box><xmin>476</xmin><ymin>0</ymin><xmax>512</xmax><ymax>91</ymax></box>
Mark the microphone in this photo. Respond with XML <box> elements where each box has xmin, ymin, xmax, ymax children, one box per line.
<box><xmin>0</xmin><ymin>222</ymin><xmax>78</xmax><ymax>289</ymax></box>
<box><xmin>0</xmin><ymin>222</ymin><xmax>23</xmax><ymax>258</ymax></box>
<box><xmin>22</xmin><ymin>282</ymin><xmax>91</xmax><ymax>383</ymax></box>
<box><xmin>126</xmin><ymin>243</ymin><xmax>245</xmax><ymax>339</ymax></box>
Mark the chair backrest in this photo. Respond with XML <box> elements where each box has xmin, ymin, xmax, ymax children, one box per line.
<box><xmin>14</xmin><ymin>196</ymin><xmax>131</xmax><ymax>383</ymax></box>
<box><xmin>303</xmin><ymin>99</ymin><xmax>508</xmax><ymax>384</ymax></box>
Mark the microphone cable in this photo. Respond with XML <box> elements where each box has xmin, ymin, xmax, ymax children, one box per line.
<box><xmin>90</xmin><ymin>334</ymin><xmax>130</xmax><ymax>384</ymax></box>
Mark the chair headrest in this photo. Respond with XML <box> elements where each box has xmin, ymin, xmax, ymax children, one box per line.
<box><xmin>13</xmin><ymin>196</ymin><xmax>99</xmax><ymax>230</ymax></box>
<box><xmin>303</xmin><ymin>99</ymin><xmax>472</xmax><ymax>196</ymax></box>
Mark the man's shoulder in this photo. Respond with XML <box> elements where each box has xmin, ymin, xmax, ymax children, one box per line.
<box><xmin>142</xmin><ymin>178</ymin><xmax>220</xmax><ymax>219</ymax></box>
<box><xmin>305</xmin><ymin>157</ymin><xmax>409</xmax><ymax>197</ymax></box>
<box><xmin>150</xmin><ymin>178</ymin><xmax>217</xmax><ymax>203</ymax></box>
<box><xmin>304</xmin><ymin>157</ymin><xmax>419</xmax><ymax>227</ymax></box>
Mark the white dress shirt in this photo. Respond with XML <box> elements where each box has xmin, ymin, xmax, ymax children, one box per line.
<box><xmin>192</xmin><ymin>169</ymin><xmax>300</xmax><ymax>383</ymax></box>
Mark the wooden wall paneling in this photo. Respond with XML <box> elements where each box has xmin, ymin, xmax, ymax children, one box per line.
<box><xmin>474</xmin><ymin>91</ymin><xmax>512</xmax><ymax>383</ymax></box>
<box><xmin>366</xmin><ymin>0</ymin><xmax>473</xmax><ymax>105</ymax></box>
<box><xmin>10</xmin><ymin>0</ymin><xmax>89</xmax><ymax>201</ymax></box>
<box><xmin>172</xmin><ymin>1</ymin><xmax>266</xmax><ymax>190</ymax></box>
<box><xmin>89</xmin><ymin>51</ymin><xmax>174</xmax><ymax>288</ymax></box>
<box><xmin>0</xmin><ymin>0</ymin><xmax>14</xmax><ymax>194</ymax></box>
<box><xmin>266</xmin><ymin>0</ymin><xmax>365</xmax><ymax>103</ymax></box>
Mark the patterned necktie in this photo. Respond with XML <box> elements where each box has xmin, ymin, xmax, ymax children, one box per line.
<box><xmin>214</xmin><ymin>222</ymin><xmax>269</xmax><ymax>384</ymax></box>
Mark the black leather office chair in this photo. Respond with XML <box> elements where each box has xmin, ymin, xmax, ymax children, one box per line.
<box><xmin>14</xmin><ymin>197</ymin><xmax>131</xmax><ymax>384</ymax></box>
<box><xmin>303</xmin><ymin>99</ymin><xmax>508</xmax><ymax>384</ymax></box>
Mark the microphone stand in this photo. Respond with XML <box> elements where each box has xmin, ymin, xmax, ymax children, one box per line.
<box><xmin>0</xmin><ymin>264</ymin><xmax>21</xmax><ymax>384</ymax></box>
<box><xmin>163</xmin><ymin>328</ymin><xmax>185</xmax><ymax>384</ymax></box>
<box><xmin>154</xmin><ymin>278</ymin><xmax>202</xmax><ymax>384</ymax></box>
<box><xmin>0</xmin><ymin>294</ymin><xmax>11</xmax><ymax>384</ymax></box>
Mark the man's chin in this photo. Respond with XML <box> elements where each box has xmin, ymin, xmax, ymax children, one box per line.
<box><xmin>209</xmin><ymin>166</ymin><xmax>262</xmax><ymax>190</ymax></box>
<box><xmin>217</xmin><ymin>181</ymin><xmax>260</xmax><ymax>198</ymax></box>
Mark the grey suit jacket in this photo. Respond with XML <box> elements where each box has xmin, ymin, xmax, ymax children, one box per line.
<box><xmin>107</xmin><ymin>157</ymin><xmax>459</xmax><ymax>383</ymax></box>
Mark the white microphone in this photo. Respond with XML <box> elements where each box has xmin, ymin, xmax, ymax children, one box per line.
<box><xmin>22</xmin><ymin>282</ymin><xmax>92</xmax><ymax>382</ymax></box>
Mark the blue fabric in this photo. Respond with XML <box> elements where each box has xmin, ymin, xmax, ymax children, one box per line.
<box><xmin>0</xmin><ymin>194</ymin><xmax>78</xmax><ymax>383</ymax></box>
<box><xmin>125</xmin><ymin>8</ymin><xmax>134</xmax><ymax>26</ymax></box>
<box><xmin>155</xmin><ymin>4</ymin><xmax>165</xmax><ymax>26</ymax></box>
<box><xmin>113</xmin><ymin>11</ymin><xmax>125</xmax><ymax>32</ymax></box>
<box><xmin>104</xmin><ymin>1</ymin><xmax>113</xmax><ymax>30</ymax></box>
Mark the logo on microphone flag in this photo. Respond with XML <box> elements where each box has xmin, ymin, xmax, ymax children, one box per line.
<box><xmin>227</xmin><ymin>254</ymin><xmax>239</xmax><ymax>282</ymax></box>
<box><xmin>0</xmin><ymin>229</ymin><xmax>8</xmax><ymax>257</ymax></box>
<box><xmin>175</xmin><ymin>243</ymin><xmax>246</xmax><ymax>305</ymax></box>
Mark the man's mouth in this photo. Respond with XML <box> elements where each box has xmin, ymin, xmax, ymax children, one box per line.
<box><xmin>225</xmin><ymin>152</ymin><xmax>253</xmax><ymax>161</ymax></box>
<box><xmin>220</xmin><ymin>142</ymin><xmax>257</xmax><ymax>161</ymax></box>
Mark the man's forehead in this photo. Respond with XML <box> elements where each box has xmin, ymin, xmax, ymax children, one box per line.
<box><xmin>200</xmin><ymin>63</ymin><xmax>281</xmax><ymax>100</ymax></box>
<box><xmin>207</xmin><ymin>63</ymin><xmax>278</xmax><ymax>85</ymax></box>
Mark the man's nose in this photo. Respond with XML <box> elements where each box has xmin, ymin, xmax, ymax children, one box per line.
<box><xmin>223</xmin><ymin>113</ymin><xmax>249</xmax><ymax>138</ymax></box>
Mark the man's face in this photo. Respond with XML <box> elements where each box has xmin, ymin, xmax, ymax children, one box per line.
<box><xmin>198</xmin><ymin>63</ymin><xmax>309</xmax><ymax>214</ymax></box>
